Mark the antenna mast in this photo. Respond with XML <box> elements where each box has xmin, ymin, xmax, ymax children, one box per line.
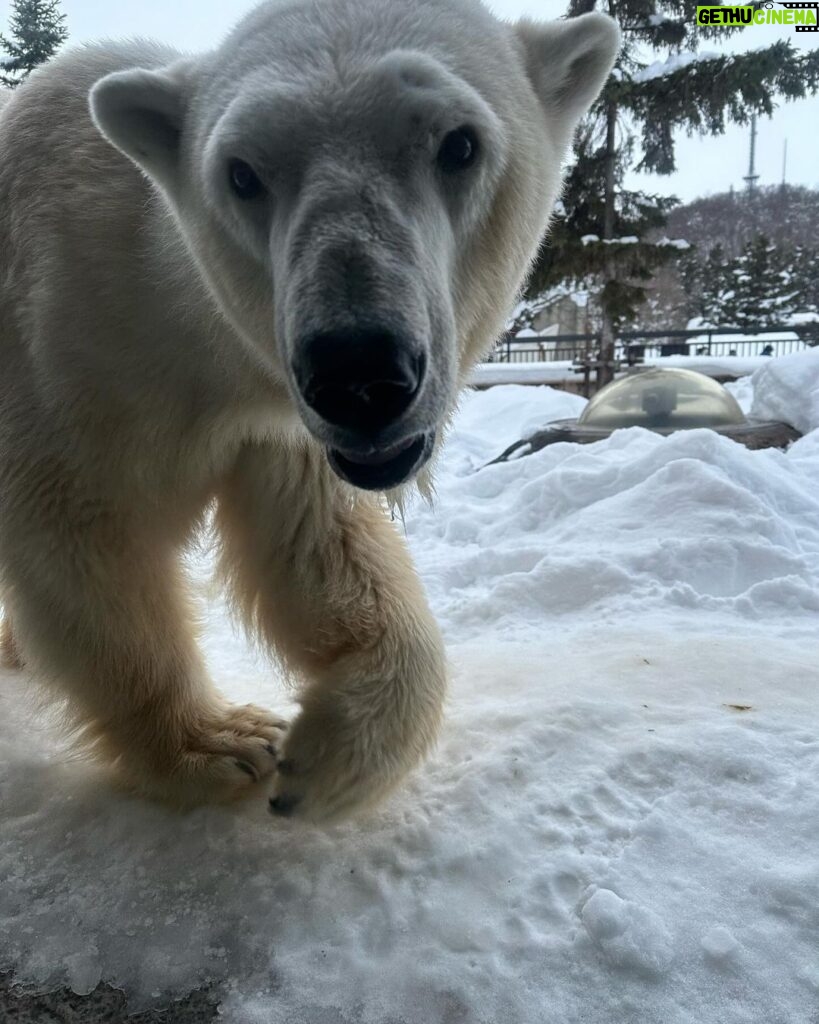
<box><xmin>743</xmin><ymin>115</ymin><xmax>759</xmax><ymax>193</ymax></box>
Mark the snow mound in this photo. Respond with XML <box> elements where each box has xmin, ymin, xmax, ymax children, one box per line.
<box><xmin>410</xmin><ymin>397</ymin><xmax>819</xmax><ymax>639</ymax></box>
<box><xmin>751</xmin><ymin>348</ymin><xmax>819</xmax><ymax>434</ymax></box>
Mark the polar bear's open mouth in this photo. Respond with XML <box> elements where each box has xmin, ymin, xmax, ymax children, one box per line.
<box><xmin>327</xmin><ymin>431</ymin><xmax>434</xmax><ymax>490</ymax></box>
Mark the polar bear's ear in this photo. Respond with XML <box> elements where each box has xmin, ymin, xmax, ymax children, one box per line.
<box><xmin>515</xmin><ymin>13</ymin><xmax>620</xmax><ymax>130</ymax></box>
<box><xmin>90</xmin><ymin>66</ymin><xmax>188</xmax><ymax>188</ymax></box>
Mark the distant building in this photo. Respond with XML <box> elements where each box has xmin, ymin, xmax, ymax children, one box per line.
<box><xmin>531</xmin><ymin>293</ymin><xmax>589</xmax><ymax>336</ymax></box>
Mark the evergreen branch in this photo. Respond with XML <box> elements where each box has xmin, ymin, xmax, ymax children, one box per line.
<box><xmin>612</xmin><ymin>43</ymin><xmax>819</xmax><ymax>173</ymax></box>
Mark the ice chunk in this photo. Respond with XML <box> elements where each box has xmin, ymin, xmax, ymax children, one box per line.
<box><xmin>581</xmin><ymin>888</ymin><xmax>674</xmax><ymax>976</ymax></box>
<box><xmin>64</xmin><ymin>949</ymin><xmax>102</xmax><ymax>996</ymax></box>
<box><xmin>701</xmin><ymin>926</ymin><xmax>739</xmax><ymax>962</ymax></box>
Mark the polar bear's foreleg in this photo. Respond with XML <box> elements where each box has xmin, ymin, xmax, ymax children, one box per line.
<box><xmin>216</xmin><ymin>441</ymin><xmax>447</xmax><ymax>822</ymax></box>
<box><xmin>1</xmin><ymin>499</ymin><xmax>285</xmax><ymax>803</ymax></box>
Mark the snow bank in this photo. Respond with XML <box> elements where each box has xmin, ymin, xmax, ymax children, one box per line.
<box><xmin>3</xmin><ymin>380</ymin><xmax>819</xmax><ymax>1024</ymax></box>
<box><xmin>411</xmin><ymin>391</ymin><xmax>819</xmax><ymax>641</ymax></box>
<box><xmin>751</xmin><ymin>348</ymin><xmax>819</xmax><ymax>434</ymax></box>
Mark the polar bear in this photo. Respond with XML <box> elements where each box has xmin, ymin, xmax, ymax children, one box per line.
<box><xmin>0</xmin><ymin>0</ymin><xmax>618</xmax><ymax>821</ymax></box>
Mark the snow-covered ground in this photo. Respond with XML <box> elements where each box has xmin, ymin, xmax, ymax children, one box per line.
<box><xmin>2</xmin><ymin>352</ymin><xmax>819</xmax><ymax>1023</ymax></box>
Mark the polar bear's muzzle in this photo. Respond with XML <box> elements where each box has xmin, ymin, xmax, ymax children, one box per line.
<box><xmin>277</xmin><ymin>164</ymin><xmax>455</xmax><ymax>490</ymax></box>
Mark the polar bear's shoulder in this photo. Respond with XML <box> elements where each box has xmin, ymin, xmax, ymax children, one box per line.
<box><xmin>0</xmin><ymin>40</ymin><xmax>183</xmax><ymax>144</ymax></box>
<box><xmin>0</xmin><ymin>41</ymin><xmax>189</xmax><ymax>276</ymax></box>
<box><xmin>0</xmin><ymin>40</ymin><xmax>187</xmax><ymax>219</ymax></box>
<box><xmin>33</xmin><ymin>39</ymin><xmax>182</xmax><ymax>89</ymax></box>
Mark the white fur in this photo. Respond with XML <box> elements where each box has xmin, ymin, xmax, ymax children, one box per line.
<box><xmin>0</xmin><ymin>0</ymin><xmax>618</xmax><ymax>820</ymax></box>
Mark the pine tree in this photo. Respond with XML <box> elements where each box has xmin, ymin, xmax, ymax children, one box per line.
<box><xmin>0</xmin><ymin>0</ymin><xmax>67</xmax><ymax>88</ymax></box>
<box><xmin>632</xmin><ymin>185</ymin><xmax>819</xmax><ymax>332</ymax></box>
<box><xmin>721</xmin><ymin>235</ymin><xmax>800</xmax><ymax>329</ymax></box>
<box><xmin>528</xmin><ymin>1</ymin><xmax>819</xmax><ymax>385</ymax></box>
<box><xmin>792</xmin><ymin>244</ymin><xmax>819</xmax><ymax>320</ymax></box>
<box><xmin>679</xmin><ymin>242</ymin><xmax>733</xmax><ymax>327</ymax></box>
<box><xmin>677</xmin><ymin>233</ymin><xmax>817</xmax><ymax>332</ymax></box>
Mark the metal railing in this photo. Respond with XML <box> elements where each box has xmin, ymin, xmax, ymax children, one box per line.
<box><xmin>489</xmin><ymin>325</ymin><xmax>816</xmax><ymax>364</ymax></box>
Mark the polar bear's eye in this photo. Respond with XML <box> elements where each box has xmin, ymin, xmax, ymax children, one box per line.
<box><xmin>228</xmin><ymin>158</ymin><xmax>264</xmax><ymax>200</ymax></box>
<box><xmin>437</xmin><ymin>127</ymin><xmax>479</xmax><ymax>173</ymax></box>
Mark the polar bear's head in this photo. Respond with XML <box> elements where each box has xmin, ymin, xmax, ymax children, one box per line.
<box><xmin>90</xmin><ymin>0</ymin><xmax>618</xmax><ymax>491</ymax></box>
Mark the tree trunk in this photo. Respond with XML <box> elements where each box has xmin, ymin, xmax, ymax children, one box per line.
<box><xmin>598</xmin><ymin>99</ymin><xmax>618</xmax><ymax>388</ymax></box>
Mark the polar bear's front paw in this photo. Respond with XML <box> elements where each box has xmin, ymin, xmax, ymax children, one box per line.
<box><xmin>129</xmin><ymin>702</ymin><xmax>289</xmax><ymax>806</ymax></box>
<box><xmin>267</xmin><ymin>706</ymin><xmax>411</xmax><ymax>823</ymax></box>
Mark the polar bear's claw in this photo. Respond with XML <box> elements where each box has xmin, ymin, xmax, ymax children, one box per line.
<box><xmin>269</xmin><ymin>794</ymin><xmax>301</xmax><ymax>818</ymax></box>
<box><xmin>235</xmin><ymin>759</ymin><xmax>261</xmax><ymax>780</ymax></box>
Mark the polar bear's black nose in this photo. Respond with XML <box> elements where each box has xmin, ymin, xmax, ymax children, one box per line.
<box><xmin>295</xmin><ymin>329</ymin><xmax>424</xmax><ymax>434</ymax></box>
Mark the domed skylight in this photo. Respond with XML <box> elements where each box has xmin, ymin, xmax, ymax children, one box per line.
<box><xmin>578</xmin><ymin>368</ymin><xmax>747</xmax><ymax>433</ymax></box>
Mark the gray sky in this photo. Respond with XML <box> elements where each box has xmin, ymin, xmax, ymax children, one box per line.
<box><xmin>1</xmin><ymin>0</ymin><xmax>817</xmax><ymax>202</ymax></box>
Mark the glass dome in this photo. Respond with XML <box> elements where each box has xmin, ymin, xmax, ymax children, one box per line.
<box><xmin>578</xmin><ymin>368</ymin><xmax>747</xmax><ymax>432</ymax></box>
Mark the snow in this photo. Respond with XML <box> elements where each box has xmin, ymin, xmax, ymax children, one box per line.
<box><xmin>3</xmin><ymin>374</ymin><xmax>819</xmax><ymax>1023</ymax></box>
<box><xmin>579</xmin><ymin>237</ymin><xmax>691</xmax><ymax>250</ymax></box>
<box><xmin>632</xmin><ymin>51</ymin><xmax>721</xmax><ymax>83</ymax></box>
<box><xmin>580</xmin><ymin>889</ymin><xmax>674</xmax><ymax>975</ymax></box>
<box><xmin>580</xmin><ymin>235</ymin><xmax>639</xmax><ymax>245</ymax></box>
<box><xmin>751</xmin><ymin>348</ymin><xmax>819</xmax><ymax>435</ymax></box>
<box><xmin>472</xmin><ymin>360</ymin><xmax>580</xmax><ymax>385</ymax></box>
<box><xmin>656</xmin><ymin>237</ymin><xmax>690</xmax><ymax>250</ymax></box>
<box><xmin>472</xmin><ymin>355</ymin><xmax>772</xmax><ymax>387</ymax></box>
<box><xmin>723</xmin><ymin>375</ymin><xmax>754</xmax><ymax>414</ymax></box>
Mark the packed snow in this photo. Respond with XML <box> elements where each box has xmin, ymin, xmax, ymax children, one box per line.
<box><xmin>2</xmin><ymin>355</ymin><xmax>819</xmax><ymax>1023</ymax></box>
